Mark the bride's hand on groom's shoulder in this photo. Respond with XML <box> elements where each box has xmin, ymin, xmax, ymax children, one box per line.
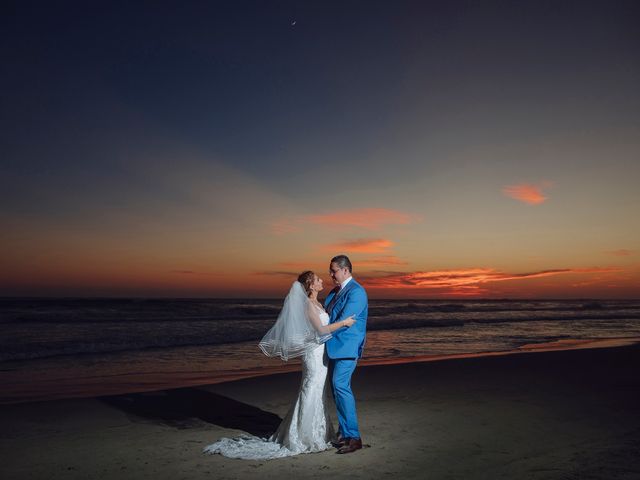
<box><xmin>342</xmin><ymin>316</ymin><xmax>356</xmax><ymax>328</ymax></box>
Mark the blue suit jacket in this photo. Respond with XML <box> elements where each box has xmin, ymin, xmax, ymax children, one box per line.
<box><xmin>324</xmin><ymin>278</ymin><xmax>368</xmax><ymax>359</ymax></box>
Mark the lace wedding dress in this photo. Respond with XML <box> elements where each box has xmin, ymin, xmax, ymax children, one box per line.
<box><xmin>203</xmin><ymin>307</ymin><xmax>336</xmax><ymax>460</ymax></box>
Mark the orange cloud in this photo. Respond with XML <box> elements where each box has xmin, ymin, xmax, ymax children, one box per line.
<box><xmin>278</xmin><ymin>261</ymin><xmax>319</xmax><ymax>269</ymax></box>
<box><xmin>170</xmin><ymin>270</ymin><xmax>220</xmax><ymax>276</ymax></box>
<box><xmin>355</xmin><ymin>256</ymin><xmax>409</xmax><ymax>267</ymax></box>
<box><xmin>324</xmin><ymin>238</ymin><xmax>394</xmax><ymax>253</ymax></box>
<box><xmin>307</xmin><ymin>208</ymin><xmax>419</xmax><ymax>229</ymax></box>
<box><xmin>271</xmin><ymin>208</ymin><xmax>421</xmax><ymax>234</ymax></box>
<box><xmin>273</xmin><ymin>256</ymin><xmax>407</xmax><ymax>272</ymax></box>
<box><xmin>253</xmin><ymin>270</ymin><xmax>297</xmax><ymax>277</ymax></box>
<box><xmin>606</xmin><ymin>249</ymin><xmax>634</xmax><ymax>257</ymax></box>
<box><xmin>443</xmin><ymin>285</ymin><xmax>490</xmax><ymax>296</ymax></box>
<box><xmin>361</xmin><ymin>267</ymin><xmax>621</xmax><ymax>292</ymax></box>
<box><xmin>502</xmin><ymin>182</ymin><xmax>552</xmax><ymax>205</ymax></box>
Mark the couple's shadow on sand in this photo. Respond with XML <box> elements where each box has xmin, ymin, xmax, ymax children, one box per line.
<box><xmin>100</xmin><ymin>388</ymin><xmax>281</xmax><ymax>437</ymax></box>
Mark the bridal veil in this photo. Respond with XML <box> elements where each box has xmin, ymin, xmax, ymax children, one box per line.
<box><xmin>259</xmin><ymin>281</ymin><xmax>331</xmax><ymax>361</ymax></box>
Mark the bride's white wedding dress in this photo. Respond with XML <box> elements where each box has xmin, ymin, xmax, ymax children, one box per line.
<box><xmin>203</xmin><ymin>306</ymin><xmax>335</xmax><ymax>460</ymax></box>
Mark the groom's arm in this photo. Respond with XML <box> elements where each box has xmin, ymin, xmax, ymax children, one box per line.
<box><xmin>306</xmin><ymin>302</ymin><xmax>353</xmax><ymax>334</ymax></box>
<box><xmin>336</xmin><ymin>287</ymin><xmax>367</xmax><ymax>323</ymax></box>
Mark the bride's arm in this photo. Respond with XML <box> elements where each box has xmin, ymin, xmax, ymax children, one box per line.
<box><xmin>306</xmin><ymin>302</ymin><xmax>354</xmax><ymax>334</ymax></box>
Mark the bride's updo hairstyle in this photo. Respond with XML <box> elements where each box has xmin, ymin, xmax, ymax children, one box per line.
<box><xmin>297</xmin><ymin>270</ymin><xmax>315</xmax><ymax>297</ymax></box>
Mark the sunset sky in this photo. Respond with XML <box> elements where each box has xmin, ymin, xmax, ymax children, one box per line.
<box><xmin>1</xmin><ymin>1</ymin><xmax>639</xmax><ymax>298</ymax></box>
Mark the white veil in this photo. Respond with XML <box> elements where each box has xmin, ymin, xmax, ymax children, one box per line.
<box><xmin>259</xmin><ymin>281</ymin><xmax>331</xmax><ymax>361</ymax></box>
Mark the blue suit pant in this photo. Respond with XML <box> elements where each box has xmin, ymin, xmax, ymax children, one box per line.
<box><xmin>331</xmin><ymin>358</ymin><xmax>360</xmax><ymax>439</ymax></box>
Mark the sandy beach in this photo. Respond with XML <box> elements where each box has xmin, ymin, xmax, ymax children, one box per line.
<box><xmin>1</xmin><ymin>343</ymin><xmax>639</xmax><ymax>480</ymax></box>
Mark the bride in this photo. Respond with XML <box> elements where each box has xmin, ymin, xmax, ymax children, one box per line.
<box><xmin>203</xmin><ymin>270</ymin><xmax>356</xmax><ymax>459</ymax></box>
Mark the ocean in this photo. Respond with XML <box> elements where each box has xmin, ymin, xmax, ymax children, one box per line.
<box><xmin>1</xmin><ymin>298</ymin><xmax>639</xmax><ymax>404</ymax></box>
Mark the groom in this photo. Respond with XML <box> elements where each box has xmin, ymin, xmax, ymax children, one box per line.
<box><xmin>324</xmin><ymin>254</ymin><xmax>368</xmax><ymax>454</ymax></box>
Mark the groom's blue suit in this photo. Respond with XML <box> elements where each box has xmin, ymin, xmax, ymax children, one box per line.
<box><xmin>324</xmin><ymin>278</ymin><xmax>368</xmax><ymax>440</ymax></box>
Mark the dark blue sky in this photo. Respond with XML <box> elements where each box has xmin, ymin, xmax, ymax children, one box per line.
<box><xmin>3</xmin><ymin>1</ymin><xmax>638</xmax><ymax>182</ymax></box>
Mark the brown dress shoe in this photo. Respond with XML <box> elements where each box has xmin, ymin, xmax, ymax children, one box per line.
<box><xmin>331</xmin><ymin>436</ymin><xmax>349</xmax><ymax>448</ymax></box>
<box><xmin>336</xmin><ymin>438</ymin><xmax>362</xmax><ymax>454</ymax></box>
